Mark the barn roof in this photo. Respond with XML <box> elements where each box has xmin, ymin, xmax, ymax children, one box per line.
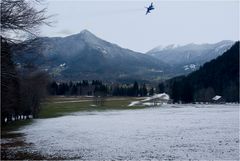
<box><xmin>212</xmin><ymin>95</ymin><xmax>222</xmax><ymax>101</ymax></box>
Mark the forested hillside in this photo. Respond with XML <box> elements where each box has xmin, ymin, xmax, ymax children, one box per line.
<box><xmin>165</xmin><ymin>42</ymin><xmax>239</xmax><ymax>103</ymax></box>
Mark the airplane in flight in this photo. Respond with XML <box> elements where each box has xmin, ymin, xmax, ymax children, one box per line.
<box><xmin>145</xmin><ymin>2</ymin><xmax>154</xmax><ymax>15</ymax></box>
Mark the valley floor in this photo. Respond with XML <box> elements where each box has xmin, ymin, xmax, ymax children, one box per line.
<box><xmin>1</xmin><ymin>97</ymin><xmax>239</xmax><ymax>160</ymax></box>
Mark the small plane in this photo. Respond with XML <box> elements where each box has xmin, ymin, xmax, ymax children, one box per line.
<box><xmin>145</xmin><ymin>2</ymin><xmax>154</xmax><ymax>15</ymax></box>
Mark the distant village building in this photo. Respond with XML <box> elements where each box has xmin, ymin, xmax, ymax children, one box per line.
<box><xmin>212</xmin><ymin>95</ymin><xmax>225</xmax><ymax>104</ymax></box>
<box><xmin>128</xmin><ymin>93</ymin><xmax>171</xmax><ymax>107</ymax></box>
<box><xmin>143</xmin><ymin>93</ymin><xmax>170</xmax><ymax>105</ymax></box>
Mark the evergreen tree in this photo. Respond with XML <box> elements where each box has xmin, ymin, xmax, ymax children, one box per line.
<box><xmin>149</xmin><ymin>87</ymin><xmax>154</xmax><ymax>96</ymax></box>
<box><xmin>158</xmin><ymin>83</ymin><xmax>165</xmax><ymax>93</ymax></box>
<box><xmin>133</xmin><ymin>81</ymin><xmax>139</xmax><ymax>96</ymax></box>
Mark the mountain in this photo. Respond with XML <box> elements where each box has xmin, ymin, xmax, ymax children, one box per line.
<box><xmin>15</xmin><ymin>30</ymin><xmax>236</xmax><ymax>81</ymax></box>
<box><xmin>18</xmin><ymin>30</ymin><xmax>169</xmax><ymax>81</ymax></box>
<box><xmin>147</xmin><ymin>40</ymin><xmax>234</xmax><ymax>74</ymax></box>
<box><xmin>166</xmin><ymin>42</ymin><xmax>239</xmax><ymax>103</ymax></box>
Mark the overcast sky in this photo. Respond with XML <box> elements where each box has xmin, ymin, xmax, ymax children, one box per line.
<box><xmin>41</xmin><ymin>0</ymin><xmax>239</xmax><ymax>52</ymax></box>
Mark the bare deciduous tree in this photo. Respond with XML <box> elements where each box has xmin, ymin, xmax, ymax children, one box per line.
<box><xmin>20</xmin><ymin>72</ymin><xmax>49</xmax><ymax>118</ymax></box>
<box><xmin>1</xmin><ymin>0</ymin><xmax>51</xmax><ymax>41</ymax></box>
<box><xmin>1</xmin><ymin>0</ymin><xmax>52</xmax><ymax>123</ymax></box>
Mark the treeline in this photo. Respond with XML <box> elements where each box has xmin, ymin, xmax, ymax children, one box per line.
<box><xmin>48</xmin><ymin>81</ymin><xmax>156</xmax><ymax>97</ymax></box>
<box><xmin>163</xmin><ymin>42</ymin><xmax>239</xmax><ymax>103</ymax></box>
<box><xmin>1</xmin><ymin>38</ymin><xmax>49</xmax><ymax>124</ymax></box>
<box><xmin>1</xmin><ymin>0</ymin><xmax>50</xmax><ymax>124</ymax></box>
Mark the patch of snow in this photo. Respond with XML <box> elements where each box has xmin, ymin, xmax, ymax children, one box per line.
<box><xmin>16</xmin><ymin>104</ymin><xmax>239</xmax><ymax>160</ymax></box>
<box><xmin>214</xmin><ymin>44</ymin><xmax>231</xmax><ymax>53</ymax></box>
<box><xmin>151</xmin><ymin>93</ymin><xmax>169</xmax><ymax>100</ymax></box>
<box><xmin>141</xmin><ymin>102</ymin><xmax>166</xmax><ymax>106</ymax></box>
<box><xmin>59</xmin><ymin>63</ymin><xmax>66</xmax><ymax>67</ymax></box>
<box><xmin>102</xmin><ymin>49</ymin><xmax>108</xmax><ymax>54</ymax></box>
<box><xmin>189</xmin><ymin>64</ymin><xmax>196</xmax><ymax>69</ymax></box>
<box><xmin>184</xmin><ymin>67</ymin><xmax>189</xmax><ymax>71</ymax></box>
<box><xmin>164</xmin><ymin>44</ymin><xmax>180</xmax><ymax>50</ymax></box>
<box><xmin>129</xmin><ymin>93</ymin><xmax>170</xmax><ymax>106</ymax></box>
<box><xmin>148</xmin><ymin>44</ymin><xmax>180</xmax><ymax>53</ymax></box>
<box><xmin>183</xmin><ymin>64</ymin><xmax>196</xmax><ymax>71</ymax></box>
<box><xmin>149</xmin><ymin>69</ymin><xmax>163</xmax><ymax>73</ymax></box>
<box><xmin>96</xmin><ymin>46</ymin><xmax>108</xmax><ymax>55</ymax></box>
<box><xmin>128</xmin><ymin>101</ymin><xmax>140</xmax><ymax>107</ymax></box>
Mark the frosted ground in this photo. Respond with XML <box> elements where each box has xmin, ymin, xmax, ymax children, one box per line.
<box><xmin>17</xmin><ymin>104</ymin><xmax>239</xmax><ymax>160</ymax></box>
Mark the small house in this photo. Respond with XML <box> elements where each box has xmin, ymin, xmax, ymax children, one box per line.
<box><xmin>212</xmin><ymin>95</ymin><xmax>225</xmax><ymax>104</ymax></box>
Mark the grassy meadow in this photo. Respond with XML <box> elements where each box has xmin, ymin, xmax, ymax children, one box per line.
<box><xmin>39</xmin><ymin>96</ymin><xmax>144</xmax><ymax>118</ymax></box>
<box><xmin>2</xmin><ymin>96</ymin><xmax>145</xmax><ymax>133</ymax></box>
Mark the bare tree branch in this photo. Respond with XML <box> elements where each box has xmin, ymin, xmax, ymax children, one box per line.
<box><xmin>1</xmin><ymin>0</ymin><xmax>53</xmax><ymax>42</ymax></box>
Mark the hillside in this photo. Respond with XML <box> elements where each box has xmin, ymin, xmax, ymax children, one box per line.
<box><xmin>166</xmin><ymin>42</ymin><xmax>239</xmax><ymax>103</ymax></box>
<box><xmin>147</xmin><ymin>41</ymin><xmax>234</xmax><ymax>74</ymax></box>
<box><xmin>15</xmin><ymin>30</ymin><xmax>170</xmax><ymax>81</ymax></box>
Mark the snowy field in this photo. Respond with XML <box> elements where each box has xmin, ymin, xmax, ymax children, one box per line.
<box><xmin>18</xmin><ymin>104</ymin><xmax>239</xmax><ymax>160</ymax></box>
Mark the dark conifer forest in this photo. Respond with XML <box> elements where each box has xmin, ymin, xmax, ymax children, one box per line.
<box><xmin>48</xmin><ymin>80</ymin><xmax>149</xmax><ymax>97</ymax></box>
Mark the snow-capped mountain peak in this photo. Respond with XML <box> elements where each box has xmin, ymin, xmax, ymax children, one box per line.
<box><xmin>147</xmin><ymin>40</ymin><xmax>235</xmax><ymax>74</ymax></box>
<box><xmin>78</xmin><ymin>29</ymin><xmax>102</xmax><ymax>44</ymax></box>
<box><xmin>148</xmin><ymin>44</ymin><xmax>180</xmax><ymax>53</ymax></box>
<box><xmin>164</xmin><ymin>44</ymin><xmax>180</xmax><ymax>50</ymax></box>
<box><xmin>79</xmin><ymin>29</ymin><xmax>96</xmax><ymax>39</ymax></box>
<box><xmin>147</xmin><ymin>45</ymin><xmax>163</xmax><ymax>53</ymax></box>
